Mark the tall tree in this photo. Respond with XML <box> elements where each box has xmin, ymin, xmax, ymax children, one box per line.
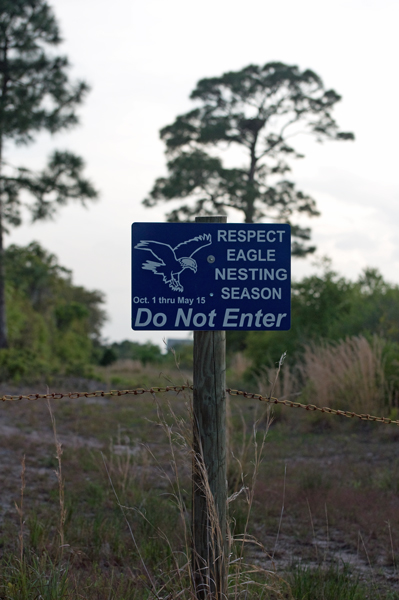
<box><xmin>144</xmin><ymin>62</ymin><xmax>354</xmax><ymax>255</ymax></box>
<box><xmin>0</xmin><ymin>0</ymin><xmax>98</xmax><ymax>348</ymax></box>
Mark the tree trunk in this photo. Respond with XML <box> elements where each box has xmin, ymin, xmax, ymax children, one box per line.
<box><xmin>0</xmin><ymin>38</ymin><xmax>8</xmax><ymax>349</ymax></box>
<box><xmin>0</xmin><ymin>136</ymin><xmax>8</xmax><ymax>349</ymax></box>
<box><xmin>244</xmin><ymin>137</ymin><xmax>258</xmax><ymax>224</ymax></box>
<box><xmin>0</xmin><ymin>216</ymin><xmax>7</xmax><ymax>349</ymax></box>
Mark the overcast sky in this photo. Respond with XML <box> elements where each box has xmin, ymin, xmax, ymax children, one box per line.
<box><xmin>6</xmin><ymin>0</ymin><xmax>399</xmax><ymax>347</ymax></box>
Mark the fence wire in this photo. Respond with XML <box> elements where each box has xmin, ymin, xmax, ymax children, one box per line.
<box><xmin>0</xmin><ymin>385</ymin><xmax>398</xmax><ymax>426</ymax></box>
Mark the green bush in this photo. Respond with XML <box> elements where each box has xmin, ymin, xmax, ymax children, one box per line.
<box><xmin>110</xmin><ymin>340</ymin><xmax>164</xmax><ymax>365</ymax></box>
<box><xmin>1</xmin><ymin>242</ymin><xmax>106</xmax><ymax>381</ymax></box>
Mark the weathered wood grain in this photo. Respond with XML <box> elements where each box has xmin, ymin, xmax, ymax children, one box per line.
<box><xmin>192</xmin><ymin>215</ymin><xmax>227</xmax><ymax>599</ymax></box>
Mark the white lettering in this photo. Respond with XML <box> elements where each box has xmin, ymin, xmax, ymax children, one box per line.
<box><xmin>263</xmin><ymin>313</ymin><xmax>275</xmax><ymax>327</ymax></box>
<box><xmin>247</xmin><ymin>249</ymin><xmax>257</xmax><ymax>261</ymax></box>
<box><xmin>174</xmin><ymin>308</ymin><xmax>218</xmax><ymax>328</ymax></box>
<box><xmin>219</xmin><ymin>287</ymin><xmax>281</xmax><ymax>300</ymax></box>
<box><xmin>276</xmin><ymin>269</ymin><xmax>287</xmax><ymax>281</ymax></box>
<box><xmin>178</xmin><ymin>297</ymin><xmax>194</xmax><ymax>305</ymax></box>
<box><xmin>276</xmin><ymin>313</ymin><xmax>287</xmax><ymax>327</ymax></box>
<box><xmin>257</xmin><ymin>230</ymin><xmax>265</xmax><ymax>242</ymax></box>
<box><xmin>216</xmin><ymin>267</ymin><xmax>287</xmax><ymax>281</ymax></box>
<box><xmin>153</xmin><ymin>313</ymin><xmax>167</xmax><ymax>327</ymax></box>
<box><xmin>135</xmin><ymin>308</ymin><xmax>152</xmax><ymax>327</ymax></box>
<box><xmin>239</xmin><ymin>313</ymin><xmax>253</xmax><ymax>327</ymax></box>
<box><xmin>261</xmin><ymin>288</ymin><xmax>271</xmax><ymax>300</ymax></box>
<box><xmin>193</xmin><ymin>313</ymin><xmax>207</xmax><ymax>327</ymax></box>
<box><xmin>175</xmin><ymin>308</ymin><xmax>193</xmax><ymax>327</ymax></box>
<box><xmin>226</xmin><ymin>249</ymin><xmax>275</xmax><ymax>262</ymax></box>
<box><xmin>216</xmin><ymin>228</ymin><xmax>287</xmax><ymax>242</ymax></box>
<box><xmin>133</xmin><ymin>296</ymin><xmax>148</xmax><ymax>304</ymax></box>
<box><xmin>208</xmin><ymin>309</ymin><xmax>216</xmax><ymax>327</ymax></box>
<box><xmin>227</xmin><ymin>248</ymin><xmax>235</xmax><ymax>260</ymax></box>
<box><xmin>223</xmin><ymin>308</ymin><xmax>240</xmax><ymax>327</ymax></box>
<box><xmin>228</xmin><ymin>268</ymin><xmax>237</xmax><ymax>280</ymax></box>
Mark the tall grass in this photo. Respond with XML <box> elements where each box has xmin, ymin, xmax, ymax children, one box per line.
<box><xmin>103</xmin><ymin>395</ymin><xmax>291</xmax><ymax>599</ymax></box>
<box><xmin>289</xmin><ymin>562</ymin><xmax>363</xmax><ymax>600</ymax></box>
<box><xmin>2</xmin><ymin>403</ymin><xmax>70</xmax><ymax>600</ymax></box>
<box><xmin>258</xmin><ymin>335</ymin><xmax>391</xmax><ymax>420</ymax></box>
<box><xmin>299</xmin><ymin>336</ymin><xmax>386</xmax><ymax>415</ymax></box>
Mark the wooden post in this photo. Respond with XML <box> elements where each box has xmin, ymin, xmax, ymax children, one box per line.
<box><xmin>192</xmin><ymin>215</ymin><xmax>227</xmax><ymax>599</ymax></box>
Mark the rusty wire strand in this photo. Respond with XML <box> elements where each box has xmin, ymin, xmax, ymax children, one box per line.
<box><xmin>0</xmin><ymin>385</ymin><xmax>398</xmax><ymax>426</ymax></box>
<box><xmin>226</xmin><ymin>388</ymin><xmax>399</xmax><ymax>426</ymax></box>
<box><xmin>0</xmin><ymin>385</ymin><xmax>193</xmax><ymax>403</ymax></box>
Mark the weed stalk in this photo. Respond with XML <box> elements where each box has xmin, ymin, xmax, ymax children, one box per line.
<box><xmin>47</xmin><ymin>399</ymin><xmax>66</xmax><ymax>556</ymax></box>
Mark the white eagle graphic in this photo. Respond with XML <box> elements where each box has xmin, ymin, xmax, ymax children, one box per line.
<box><xmin>134</xmin><ymin>234</ymin><xmax>212</xmax><ymax>292</ymax></box>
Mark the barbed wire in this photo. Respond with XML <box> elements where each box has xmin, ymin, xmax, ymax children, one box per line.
<box><xmin>226</xmin><ymin>388</ymin><xmax>399</xmax><ymax>425</ymax></box>
<box><xmin>0</xmin><ymin>385</ymin><xmax>193</xmax><ymax>403</ymax></box>
<box><xmin>0</xmin><ymin>385</ymin><xmax>398</xmax><ymax>426</ymax></box>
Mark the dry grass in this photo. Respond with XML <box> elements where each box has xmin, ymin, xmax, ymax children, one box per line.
<box><xmin>95</xmin><ymin>357</ymin><xmax>192</xmax><ymax>391</ymax></box>
<box><xmin>299</xmin><ymin>336</ymin><xmax>386</xmax><ymax>415</ymax></box>
<box><xmin>257</xmin><ymin>336</ymin><xmax>390</xmax><ymax>423</ymax></box>
<box><xmin>1</xmin><ymin>350</ymin><xmax>399</xmax><ymax>598</ymax></box>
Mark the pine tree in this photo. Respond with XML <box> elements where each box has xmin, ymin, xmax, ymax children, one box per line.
<box><xmin>144</xmin><ymin>62</ymin><xmax>354</xmax><ymax>256</ymax></box>
<box><xmin>0</xmin><ymin>0</ymin><xmax>98</xmax><ymax>348</ymax></box>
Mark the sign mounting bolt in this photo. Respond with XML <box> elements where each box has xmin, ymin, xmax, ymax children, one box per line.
<box><xmin>207</xmin><ymin>255</ymin><xmax>215</xmax><ymax>263</ymax></box>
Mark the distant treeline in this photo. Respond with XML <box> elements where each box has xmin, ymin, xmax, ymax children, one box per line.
<box><xmin>3</xmin><ymin>243</ymin><xmax>399</xmax><ymax>391</ymax></box>
<box><xmin>239</xmin><ymin>263</ymin><xmax>399</xmax><ymax>374</ymax></box>
<box><xmin>102</xmin><ymin>339</ymin><xmax>193</xmax><ymax>370</ymax></box>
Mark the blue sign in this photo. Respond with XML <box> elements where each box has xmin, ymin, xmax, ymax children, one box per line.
<box><xmin>132</xmin><ymin>223</ymin><xmax>291</xmax><ymax>331</ymax></box>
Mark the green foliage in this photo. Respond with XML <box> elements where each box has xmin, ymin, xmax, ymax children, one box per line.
<box><xmin>98</xmin><ymin>346</ymin><xmax>118</xmax><ymax>367</ymax></box>
<box><xmin>110</xmin><ymin>339</ymin><xmax>164</xmax><ymax>365</ymax></box>
<box><xmin>0</xmin><ymin>0</ymin><xmax>98</xmax><ymax>225</ymax></box>
<box><xmin>144</xmin><ymin>62</ymin><xmax>354</xmax><ymax>256</ymax></box>
<box><xmin>2</xmin><ymin>553</ymin><xmax>69</xmax><ymax>600</ymax></box>
<box><xmin>101</xmin><ymin>339</ymin><xmax>195</xmax><ymax>373</ymax></box>
<box><xmin>0</xmin><ymin>0</ymin><xmax>98</xmax><ymax>348</ymax></box>
<box><xmin>245</xmin><ymin>265</ymin><xmax>399</xmax><ymax>373</ymax></box>
<box><xmin>164</xmin><ymin>341</ymin><xmax>193</xmax><ymax>370</ymax></box>
<box><xmin>0</xmin><ymin>241</ymin><xmax>106</xmax><ymax>380</ymax></box>
<box><xmin>289</xmin><ymin>563</ymin><xmax>364</xmax><ymax>600</ymax></box>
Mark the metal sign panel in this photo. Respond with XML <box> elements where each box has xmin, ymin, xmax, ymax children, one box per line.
<box><xmin>131</xmin><ymin>223</ymin><xmax>291</xmax><ymax>331</ymax></box>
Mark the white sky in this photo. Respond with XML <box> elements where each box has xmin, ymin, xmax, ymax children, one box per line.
<box><xmin>6</xmin><ymin>0</ymin><xmax>399</xmax><ymax>347</ymax></box>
